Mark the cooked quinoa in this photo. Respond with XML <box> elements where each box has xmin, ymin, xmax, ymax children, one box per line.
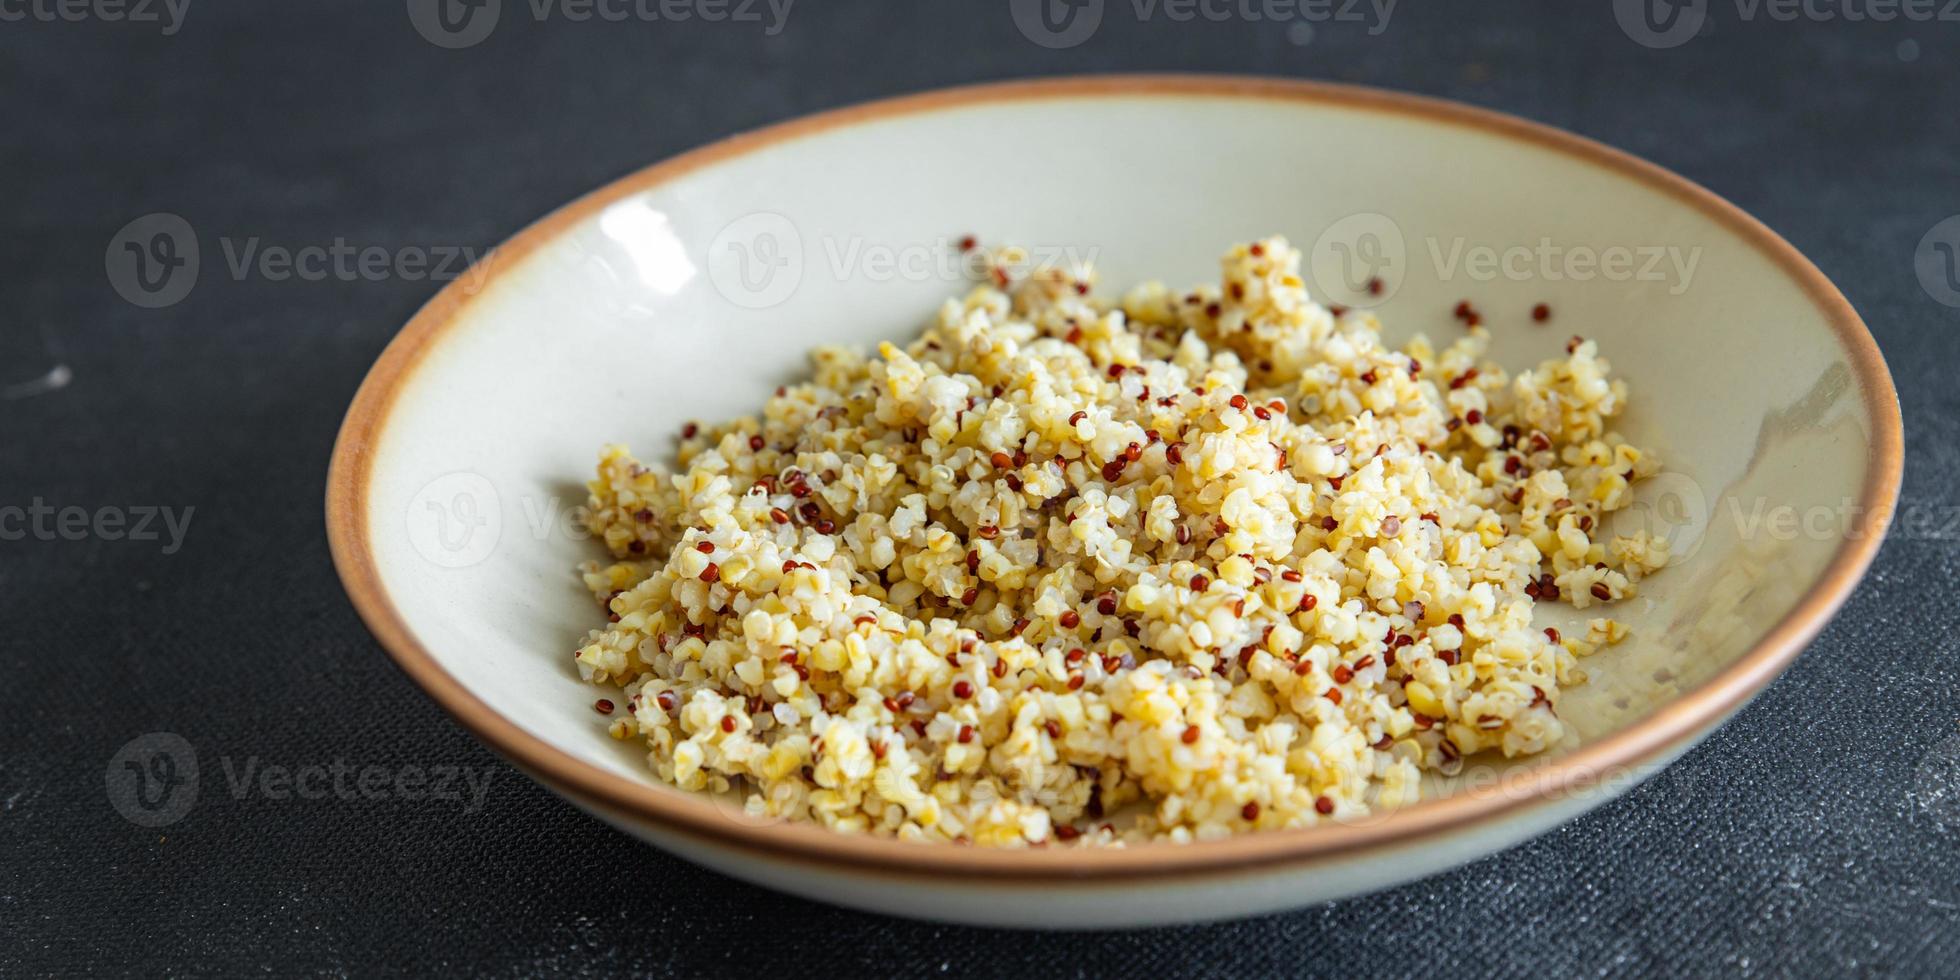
<box><xmin>570</xmin><ymin>236</ymin><xmax>1669</xmax><ymax>846</ymax></box>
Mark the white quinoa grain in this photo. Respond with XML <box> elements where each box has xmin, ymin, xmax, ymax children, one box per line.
<box><xmin>569</xmin><ymin>237</ymin><xmax>1665</xmax><ymax>846</ymax></box>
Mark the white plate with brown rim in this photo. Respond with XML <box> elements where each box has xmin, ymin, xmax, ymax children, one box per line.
<box><xmin>326</xmin><ymin>74</ymin><xmax>1902</xmax><ymax>929</ymax></box>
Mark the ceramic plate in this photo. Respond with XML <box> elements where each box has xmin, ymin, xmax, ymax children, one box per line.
<box><xmin>326</xmin><ymin>75</ymin><xmax>1901</xmax><ymax>928</ymax></box>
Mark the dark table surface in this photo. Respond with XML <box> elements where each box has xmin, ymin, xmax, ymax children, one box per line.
<box><xmin>5</xmin><ymin>1</ymin><xmax>1957</xmax><ymax>976</ymax></box>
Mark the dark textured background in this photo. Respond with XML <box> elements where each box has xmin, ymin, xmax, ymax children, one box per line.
<box><xmin>3</xmin><ymin>1</ymin><xmax>1957</xmax><ymax>976</ymax></box>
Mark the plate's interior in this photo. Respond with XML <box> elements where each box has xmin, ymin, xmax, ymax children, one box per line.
<box><xmin>365</xmin><ymin>91</ymin><xmax>1875</xmax><ymax>804</ymax></box>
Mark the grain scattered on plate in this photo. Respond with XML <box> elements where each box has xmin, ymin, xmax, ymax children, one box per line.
<box><xmin>569</xmin><ymin>237</ymin><xmax>1668</xmax><ymax>846</ymax></box>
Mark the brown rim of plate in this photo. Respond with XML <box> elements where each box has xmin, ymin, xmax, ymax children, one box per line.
<box><xmin>325</xmin><ymin>73</ymin><xmax>1903</xmax><ymax>883</ymax></box>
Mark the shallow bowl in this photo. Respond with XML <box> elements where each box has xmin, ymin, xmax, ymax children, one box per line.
<box><xmin>326</xmin><ymin>75</ymin><xmax>1901</xmax><ymax>929</ymax></box>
